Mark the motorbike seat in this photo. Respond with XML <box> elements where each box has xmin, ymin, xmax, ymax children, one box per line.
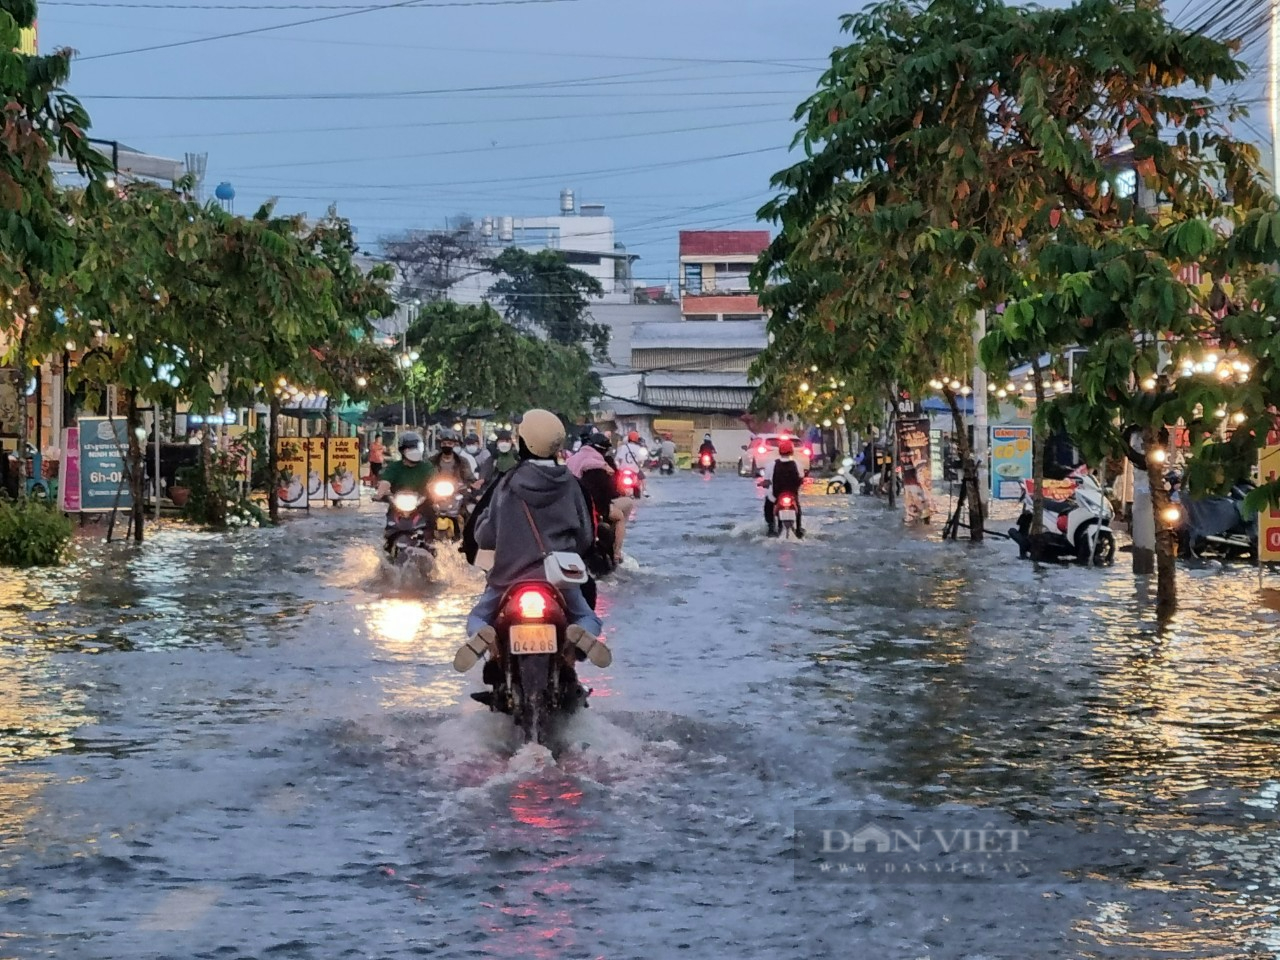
<box><xmin>1041</xmin><ymin>498</ymin><xmax>1075</xmax><ymax>515</ymax></box>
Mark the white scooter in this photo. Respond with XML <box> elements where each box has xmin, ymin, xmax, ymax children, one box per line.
<box><xmin>1010</xmin><ymin>467</ymin><xmax>1116</xmax><ymax>565</ymax></box>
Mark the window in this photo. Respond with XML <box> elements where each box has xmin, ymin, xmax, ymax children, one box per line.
<box><xmin>683</xmin><ymin>263</ymin><xmax>702</xmax><ymax>295</ymax></box>
<box><xmin>714</xmin><ymin>263</ymin><xmax>752</xmax><ymax>292</ymax></box>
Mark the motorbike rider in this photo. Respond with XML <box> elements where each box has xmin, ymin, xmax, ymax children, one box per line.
<box><xmin>483</xmin><ymin>428</ymin><xmax>520</xmax><ymax>483</ymax></box>
<box><xmin>616</xmin><ymin>430</ymin><xmax>649</xmax><ymax>473</ymax></box>
<box><xmin>761</xmin><ymin>438</ymin><xmax>804</xmax><ymax>538</ymax></box>
<box><xmin>432</xmin><ymin>428</ymin><xmax>480</xmax><ymax>489</ymax></box>
<box><xmin>374</xmin><ymin>431</ymin><xmax>438</xmax><ymax>537</ymax></box>
<box><xmin>464</xmin><ymin>432</ymin><xmax>491</xmax><ymax>480</ymax></box>
<box><xmin>568</xmin><ymin>432</ymin><xmax>631</xmax><ymax>568</ymax></box>
<box><xmin>698</xmin><ymin>433</ymin><xmax>716</xmax><ymax>464</ymax></box>
<box><xmin>454</xmin><ymin>409</ymin><xmax>611</xmax><ymax>673</ymax></box>
<box><xmin>657</xmin><ymin>432</ymin><xmax>677</xmax><ymax>467</ymax></box>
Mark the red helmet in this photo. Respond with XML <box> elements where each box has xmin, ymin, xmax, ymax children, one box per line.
<box><xmin>628</xmin><ymin>431</ymin><xmax>640</xmax><ymax>443</ymax></box>
<box><xmin>778</xmin><ymin>439</ymin><xmax>795</xmax><ymax>456</ymax></box>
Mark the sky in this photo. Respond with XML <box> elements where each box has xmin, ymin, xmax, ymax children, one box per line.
<box><xmin>39</xmin><ymin>0</ymin><xmax>857</xmax><ymax>285</ymax></box>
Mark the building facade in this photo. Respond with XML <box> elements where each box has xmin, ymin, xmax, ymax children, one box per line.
<box><xmin>677</xmin><ymin>230</ymin><xmax>770</xmax><ymax>321</ymax></box>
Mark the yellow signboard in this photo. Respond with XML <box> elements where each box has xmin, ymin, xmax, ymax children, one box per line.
<box><xmin>275</xmin><ymin>438</ymin><xmax>309</xmax><ymax>509</ymax></box>
<box><xmin>327</xmin><ymin>437</ymin><xmax>359</xmax><ymax>501</ymax></box>
<box><xmin>1260</xmin><ymin>444</ymin><xmax>1280</xmax><ymax>563</ymax></box>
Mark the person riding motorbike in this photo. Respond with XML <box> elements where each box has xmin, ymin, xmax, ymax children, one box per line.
<box><xmin>616</xmin><ymin>430</ymin><xmax>649</xmax><ymax>472</ymax></box>
<box><xmin>698</xmin><ymin>434</ymin><xmax>716</xmax><ymax>458</ymax></box>
<box><xmin>375</xmin><ymin>431</ymin><xmax>437</xmax><ymax>541</ymax></box>
<box><xmin>761</xmin><ymin>438</ymin><xmax>804</xmax><ymax>538</ymax></box>
<box><xmin>464</xmin><ymin>432</ymin><xmax>491</xmax><ymax>480</ymax></box>
<box><xmin>657</xmin><ymin>433</ymin><xmax>677</xmax><ymax>465</ymax></box>
<box><xmin>454</xmin><ymin>409</ymin><xmax>611</xmax><ymax>673</ymax></box>
<box><xmin>483</xmin><ymin>428</ymin><xmax>519</xmax><ymax>483</ymax></box>
<box><xmin>432</xmin><ymin>428</ymin><xmax>480</xmax><ymax>489</ymax></box>
<box><xmin>568</xmin><ymin>432</ymin><xmax>631</xmax><ymax>569</ymax></box>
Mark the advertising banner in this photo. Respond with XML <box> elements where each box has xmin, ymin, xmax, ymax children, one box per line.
<box><xmin>326</xmin><ymin>437</ymin><xmax>360</xmax><ymax>502</ymax></box>
<box><xmin>990</xmin><ymin>424</ymin><xmax>1034</xmax><ymax>500</ymax></box>
<box><xmin>1260</xmin><ymin>444</ymin><xmax>1280</xmax><ymax>563</ymax></box>
<box><xmin>305</xmin><ymin>437</ymin><xmax>326</xmax><ymax>503</ymax></box>
<box><xmin>77</xmin><ymin>417</ymin><xmax>132</xmax><ymax>513</ymax></box>
<box><xmin>59</xmin><ymin>427</ymin><xmax>81</xmax><ymax>513</ymax></box>
<box><xmin>275</xmin><ymin>438</ymin><xmax>309</xmax><ymax>509</ymax></box>
<box><xmin>896</xmin><ymin>416</ymin><xmax>934</xmax><ymax>521</ymax></box>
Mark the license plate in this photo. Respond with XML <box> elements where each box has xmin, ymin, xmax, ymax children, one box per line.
<box><xmin>778</xmin><ymin>509</ymin><xmax>796</xmax><ymax>523</ymax></box>
<box><xmin>509</xmin><ymin>623</ymin><xmax>558</xmax><ymax>656</ymax></box>
<box><xmin>436</xmin><ymin>517</ymin><xmax>454</xmax><ymax>530</ymax></box>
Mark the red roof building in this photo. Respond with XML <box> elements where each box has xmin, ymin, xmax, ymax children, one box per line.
<box><xmin>677</xmin><ymin>230</ymin><xmax>771</xmax><ymax>321</ymax></box>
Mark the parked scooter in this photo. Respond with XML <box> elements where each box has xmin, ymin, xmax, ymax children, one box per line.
<box><xmin>1009</xmin><ymin>468</ymin><xmax>1116</xmax><ymax>565</ymax></box>
<box><xmin>1167</xmin><ymin>471</ymin><xmax>1258</xmax><ymax>561</ymax></box>
<box><xmin>823</xmin><ymin>457</ymin><xmax>856</xmax><ymax>494</ymax></box>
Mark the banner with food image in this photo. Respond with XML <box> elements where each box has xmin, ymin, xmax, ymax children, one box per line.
<box><xmin>305</xmin><ymin>437</ymin><xmax>326</xmax><ymax>502</ymax></box>
<box><xmin>895</xmin><ymin>416</ymin><xmax>935</xmax><ymax>521</ymax></box>
<box><xmin>990</xmin><ymin>424</ymin><xmax>1034</xmax><ymax>500</ymax></box>
<box><xmin>275</xmin><ymin>438</ymin><xmax>309</xmax><ymax>509</ymax></box>
<box><xmin>327</xmin><ymin>437</ymin><xmax>360</xmax><ymax>501</ymax></box>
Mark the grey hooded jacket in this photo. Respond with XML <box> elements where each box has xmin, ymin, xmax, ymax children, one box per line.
<box><xmin>475</xmin><ymin>459</ymin><xmax>594</xmax><ymax>589</ymax></box>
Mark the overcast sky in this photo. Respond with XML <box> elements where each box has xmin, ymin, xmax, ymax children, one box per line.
<box><xmin>42</xmin><ymin>0</ymin><xmax>856</xmax><ymax>284</ymax></box>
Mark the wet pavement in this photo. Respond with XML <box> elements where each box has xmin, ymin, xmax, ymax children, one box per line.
<box><xmin>3</xmin><ymin>475</ymin><xmax>1280</xmax><ymax>959</ymax></box>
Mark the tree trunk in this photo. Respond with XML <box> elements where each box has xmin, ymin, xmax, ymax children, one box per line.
<box><xmin>885</xmin><ymin>388</ymin><xmax>899</xmax><ymax>510</ymax></box>
<box><xmin>126</xmin><ymin>388</ymin><xmax>145</xmax><ymax>542</ymax></box>
<box><xmin>943</xmin><ymin>386</ymin><xmax>984</xmax><ymax>542</ymax></box>
<box><xmin>12</xmin><ymin>324</ymin><xmax>31</xmax><ymax>495</ymax></box>
<box><xmin>1143</xmin><ymin>424</ymin><xmax>1178</xmax><ymax>619</ymax></box>
<box><xmin>1029</xmin><ymin>357</ymin><xmax>1047</xmax><ymax>560</ymax></box>
<box><xmin>268</xmin><ymin>396</ymin><xmax>281</xmax><ymax>524</ymax></box>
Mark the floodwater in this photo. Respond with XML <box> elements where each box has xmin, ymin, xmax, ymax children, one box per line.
<box><xmin>2</xmin><ymin>475</ymin><xmax>1280</xmax><ymax>959</ymax></box>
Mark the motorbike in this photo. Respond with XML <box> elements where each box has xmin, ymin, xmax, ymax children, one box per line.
<box><xmin>823</xmin><ymin>457</ymin><xmax>856</xmax><ymax>494</ymax></box>
<box><xmin>471</xmin><ymin>581</ymin><xmax>590</xmax><ymax>745</ymax></box>
<box><xmin>384</xmin><ymin>492</ymin><xmax>436</xmax><ymax>571</ymax></box>
<box><xmin>859</xmin><ymin>460</ymin><xmax>904</xmax><ymax>497</ymax></box>
<box><xmin>775</xmin><ymin>492</ymin><xmax>799</xmax><ymax>539</ymax></box>
<box><xmin>697</xmin><ymin>451</ymin><xmax>716</xmax><ymax>475</ymax></box>
<box><xmin>1170</xmin><ymin>473</ymin><xmax>1258</xmax><ymax>560</ymax></box>
<box><xmin>430</xmin><ymin>477</ymin><xmax>470</xmax><ymax>542</ymax></box>
<box><xmin>617</xmin><ymin>467</ymin><xmax>643</xmax><ymax>499</ymax></box>
<box><xmin>658</xmin><ymin>457</ymin><xmax>675</xmax><ymax>476</ymax></box>
<box><xmin>1009</xmin><ymin>471</ymin><xmax>1116</xmax><ymax>565</ymax></box>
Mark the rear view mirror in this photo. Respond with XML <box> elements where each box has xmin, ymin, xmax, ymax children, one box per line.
<box><xmin>741</xmin><ymin>444</ymin><xmax>748</xmax><ymax>450</ymax></box>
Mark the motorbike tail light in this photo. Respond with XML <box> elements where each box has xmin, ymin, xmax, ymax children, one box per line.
<box><xmin>1056</xmin><ymin>515</ymin><xmax>1069</xmax><ymax>533</ymax></box>
<box><xmin>779</xmin><ymin>495</ymin><xmax>794</xmax><ymax>508</ymax></box>
<box><xmin>516</xmin><ymin>588</ymin><xmax>549</xmax><ymax>620</ymax></box>
<box><xmin>701</xmin><ymin>455</ymin><xmax>711</xmax><ymax>465</ymax></box>
<box><xmin>804</xmin><ymin>447</ymin><xmax>812</xmax><ymax>457</ymax></box>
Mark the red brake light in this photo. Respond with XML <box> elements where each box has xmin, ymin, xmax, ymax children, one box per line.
<box><xmin>622</xmin><ymin>474</ymin><xmax>634</xmax><ymax>486</ymax></box>
<box><xmin>804</xmin><ymin>447</ymin><xmax>812</xmax><ymax>457</ymax></box>
<box><xmin>779</xmin><ymin>495</ymin><xmax>794</xmax><ymax>507</ymax></box>
<box><xmin>701</xmin><ymin>454</ymin><xmax>710</xmax><ymax>464</ymax></box>
<box><xmin>757</xmin><ymin>445</ymin><xmax>766</xmax><ymax>455</ymax></box>
<box><xmin>1056</xmin><ymin>515</ymin><xmax>1069</xmax><ymax>533</ymax></box>
<box><xmin>516</xmin><ymin>589</ymin><xmax>549</xmax><ymax>620</ymax></box>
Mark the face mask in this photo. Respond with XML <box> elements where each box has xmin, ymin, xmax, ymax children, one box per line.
<box><xmin>403</xmin><ymin>447</ymin><xmax>423</xmax><ymax>463</ymax></box>
<box><xmin>465</xmin><ymin>444</ymin><xmax>479</xmax><ymax>454</ymax></box>
<box><xmin>440</xmin><ymin>447</ymin><xmax>454</xmax><ymax>457</ymax></box>
<box><xmin>497</xmin><ymin>442</ymin><xmax>512</xmax><ymax>453</ymax></box>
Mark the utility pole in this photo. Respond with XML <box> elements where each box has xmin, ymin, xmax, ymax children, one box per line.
<box><xmin>972</xmin><ymin>308</ymin><xmax>989</xmax><ymax>509</ymax></box>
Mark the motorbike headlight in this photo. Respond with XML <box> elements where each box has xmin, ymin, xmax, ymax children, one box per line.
<box><xmin>432</xmin><ymin>480</ymin><xmax>456</xmax><ymax>498</ymax></box>
<box><xmin>392</xmin><ymin>493</ymin><xmax>421</xmax><ymax>512</ymax></box>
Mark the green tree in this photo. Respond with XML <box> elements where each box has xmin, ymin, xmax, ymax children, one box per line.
<box><xmin>487</xmin><ymin>248</ymin><xmax>608</xmax><ymax>359</ymax></box>
<box><xmin>0</xmin><ymin>0</ymin><xmax>111</xmax><ymax>472</ymax></box>
<box><xmin>405</xmin><ymin>300</ymin><xmax>597</xmax><ymax>419</ymax></box>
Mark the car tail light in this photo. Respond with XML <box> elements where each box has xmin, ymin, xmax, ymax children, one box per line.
<box><xmin>1056</xmin><ymin>515</ymin><xmax>1069</xmax><ymax>533</ymax></box>
<box><xmin>757</xmin><ymin>445</ymin><xmax>766</xmax><ymax>455</ymax></box>
<box><xmin>516</xmin><ymin>588</ymin><xmax>549</xmax><ymax>620</ymax></box>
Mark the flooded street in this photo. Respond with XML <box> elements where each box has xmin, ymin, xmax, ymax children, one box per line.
<box><xmin>4</xmin><ymin>474</ymin><xmax>1280</xmax><ymax>959</ymax></box>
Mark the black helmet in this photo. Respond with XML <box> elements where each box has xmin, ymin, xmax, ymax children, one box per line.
<box><xmin>496</xmin><ymin>428</ymin><xmax>513</xmax><ymax>441</ymax></box>
<box><xmin>586</xmin><ymin>432</ymin><xmax>611</xmax><ymax>453</ymax></box>
<box><xmin>437</xmin><ymin>427</ymin><xmax>458</xmax><ymax>447</ymax></box>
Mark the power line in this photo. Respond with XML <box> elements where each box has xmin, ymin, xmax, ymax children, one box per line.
<box><xmin>228</xmin><ymin>118</ymin><xmax>791</xmax><ymax>172</ymax></box>
<box><xmin>126</xmin><ymin>100</ymin><xmax>799</xmax><ymax>141</ymax></box>
<box><xmin>77</xmin><ymin>0</ymin><xmax>585</xmax><ymax>62</ymax></box>
<box><xmin>80</xmin><ymin>75</ymin><xmax>812</xmax><ymax>102</ymax></box>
